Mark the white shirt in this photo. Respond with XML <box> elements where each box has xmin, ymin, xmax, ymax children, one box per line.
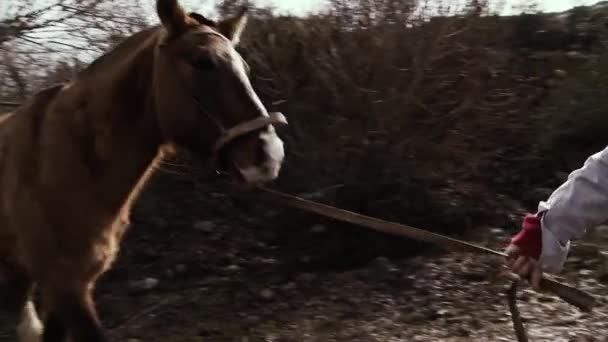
<box><xmin>538</xmin><ymin>145</ymin><xmax>608</xmax><ymax>273</ymax></box>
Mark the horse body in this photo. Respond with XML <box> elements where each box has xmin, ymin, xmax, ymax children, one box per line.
<box><xmin>0</xmin><ymin>35</ymin><xmax>164</xmax><ymax>340</ymax></box>
<box><xmin>2</xmin><ymin>29</ymin><xmax>161</xmax><ymax>277</ymax></box>
<box><xmin>0</xmin><ymin>1</ymin><xmax>286</xmax><ymax>341</ymax></box>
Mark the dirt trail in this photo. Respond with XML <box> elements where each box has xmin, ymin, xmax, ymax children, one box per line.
<box><xmin>1</xmin><ymin>177</ymin><xmax>607</xmax><ymax>341</ymax></box>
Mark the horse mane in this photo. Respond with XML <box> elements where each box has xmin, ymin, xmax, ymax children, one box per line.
<box><xmin>79</xmin><ymin>26</ymin><xmax>162</xmax><ymax>77</ymax></box>
<box><xmin>15</xmin><ymin>83</ymin><xmax>64</xmax><ymax>114</ymax></box>
<box><xmin>79</xmin><ymin>12</ymin><xmax>218</xmax><ymax>78</ymax></box>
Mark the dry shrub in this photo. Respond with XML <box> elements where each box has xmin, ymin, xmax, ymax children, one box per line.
<box><xmin>224</xmin><ymin>1</ymin><xmax>536</xmax><ymax>226</ymax></box>
<box><xmin>192</xmin><ymin>0</ymin><xmax>608</xmax><ymax>264</ymax></box>
<box><xmin>4</xmin><ymin>0</ymin><xmax>607</xmax><ymax>264</ymax></box>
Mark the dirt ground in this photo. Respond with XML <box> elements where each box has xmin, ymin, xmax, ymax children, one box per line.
<box><xmin>1</xmin><ymin>174</ymin><xmax>607</xmax><ymax>342</ymax></box>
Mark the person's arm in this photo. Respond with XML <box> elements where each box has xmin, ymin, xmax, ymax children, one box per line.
<box><xmin>519</xmin><ymin>146</ymin><xmax>608</xmax><ymax>274</ymax></box>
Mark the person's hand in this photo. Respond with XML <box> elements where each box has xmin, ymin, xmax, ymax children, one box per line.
<box><xmin>505</xmin><ymin>213</ymin><xmax>543</xmax><ymax>290</ymax></box>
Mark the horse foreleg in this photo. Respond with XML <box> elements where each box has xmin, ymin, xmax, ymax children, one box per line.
<box><xmin>0</xmin><ymin>261</ymin><xmax>43</xmax><ymax>342</ymax></box>
<box><xmin>17</xmin><ymin>300</ymin><xmax>44</xmax><ymax>342</ymax></box>
<box><xmin>42</xmin><ymin>282</ymin><xmax>105</xmax><ymax>342</ymax></box>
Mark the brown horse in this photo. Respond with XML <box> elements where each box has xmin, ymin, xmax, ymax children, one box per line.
<box><xmin>0</xmin><ymin>0</ymin><xmax>287</xmax><ymax>341</ymax></box>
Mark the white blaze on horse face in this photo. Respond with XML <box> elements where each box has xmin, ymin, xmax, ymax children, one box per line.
<box><xmin>229</xmin><ymin>48</ymin><xmax>285</xmax><ymax>183</ymax></box>
<box><xmin>16</xmin><ymin>301</ymin><xmax>43</xmax><ymax>342</ymax></box>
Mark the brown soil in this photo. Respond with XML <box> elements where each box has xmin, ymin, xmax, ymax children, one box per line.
<box><xmin>1</xmin><ymin>173</ymin><xmax>607</xmax><ymax>342</ymax></box>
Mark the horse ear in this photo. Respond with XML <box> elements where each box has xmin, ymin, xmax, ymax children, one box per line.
<box><xmin>157</xmin><ymin>0</ymin><xmax>190</xmax><ymax>36</ymax></box>
<box><xmin>218</xmin><ymin>7</ymin><xmax>249</xmax><ymax>45</ymax></box>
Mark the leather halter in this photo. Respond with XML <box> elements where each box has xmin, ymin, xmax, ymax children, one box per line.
<box><xmin>172</xmin><ymin>30</ymin><xmax>288</xmax><ymax>155</ymax></box>
<box><xmin>211</xmin><ymin>111</ymin><xmax>287</xmax><ymax>153</ymax></box>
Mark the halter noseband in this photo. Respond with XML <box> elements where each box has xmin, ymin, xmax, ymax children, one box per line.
<box><xmin>211</xmin><ymin>111</ymin><xmax>287</xmax><ymax>153</ymax></box>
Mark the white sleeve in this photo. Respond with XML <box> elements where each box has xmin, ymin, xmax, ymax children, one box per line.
<box><xmin>537</xmin><ymin>146</ymin><xmax>608</xmax><ymax>273</ymax></box>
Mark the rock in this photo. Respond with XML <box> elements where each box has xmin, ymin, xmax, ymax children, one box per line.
<box><xmin>310</xmin><ymin>224</ymin><xmax>327</xmax><ymax>233</ymax></box>
<box><xmin>537</xmin><ymin>295</ymin><xmax>556</xmax><ymax>303</ymax></box>
<box><xmin>595</xmin><ymin>225</ymin><xmax>608</xmax><ymax>235</ymax></box>
<box><xmin>490</xmin><ymin>315</ymin><xmax>511</xmax><ymax>323</ymax></box>
<box><xmin>371</xmin><ymin>256</ymin><xmax>398</xmax><ymax>273</ymax></box>
<box><xmin>489</xmin><ymin>228</ymin><xmax>505</xmax><ymax>235</ymax></box>
<box><xmin>245</xmin><ymin>315</ymin><xmax>261</xmax><ymax>323</ymax></box>
<box><xmin>565</xmin><ymin>51</ymin><xmax>587</xmax><ymax>59</ymax></box>
<box><xmin>576</xmin><ymin>243</ymin><xmax>601</xmax><ymax>257</ymax></box>
<box><xmin>556</xmin><ymin>316</ymin><xmax>578</xmax><ymax>326</ymax></box>
<box><xmin>470</xmin><ymin>317</ymin><xmax>482</xmax><ymax>329</ymax></box>
<box><xmin>198</xmin><ymin>327</ymin><xmax>220</xmax><ymax>337</ymax></box>
<box><xmin>226</xmin><ymin>264</ymin><xmax>241</xmax><ymax>272</ymax></box>
<box><xmin>164</xmin><ymin>264</ymin><xmax>187</xmax><ymax>278</ymax></box>
<box><xmin>553</xmin><ymin>69</ymin><xmax>568</xmax><ymax>78</ymax></box>
<box><xmin>255</xmin><ymin>257</ymin><xmax>278</xmax><ymax>265</ymax></box>
<box><xmin>460</xmin><ymin>268</ymin><xmax>487</xmax><ymax>282</ymax></box>
<box><xmin>129</xmin><ymin>277</ymin><xmax>159</xmax><ymax>291</ymax></box>
<box><xmin>175</xmin><ymin>264</ymin><xmax>187</xmax><ymax>273</ymax></box>
<box><xmin>346</xmin><ymin>296</ymin><xmax>363</xmax><ymax>305</ymax></box>
<box><xmin>452</xmin><ymin>326</ymin><xmax>470</xmax><ymax>337</ymax></box>
<box><xmin>151</xmin><ymin>218</ymin><xmax>168</xmax><ymax>228</ymax></box>
<box><xmin>436</xmin><ymin>309</ymin><xmax>451</xmax><ymax>317</ymax></box>
<box><xmin>282</xmin><ymin>282</ymin><xmax>297</xmax><ymax>290</ymax></box>
<box><xmin>259</xmin><ymin>288</ymin><xmax>275</xmax><ymax>299</ymax></box>
<box><xmin>193</xmin><ymin>221</ymin><xmax>215</xmax><ymax>232</ymax></box>
<box><xmin>296</xmin><ymin>273</ymin><xmax>316</xmax><ymax>282</ymax></box>
<box><xmin>568</xmin><ymin>257</ymin><xmax>583</xmax><ymax>264</ymax></box>
<box><xmin>142</xmin><ymin>277</ymin><xmax>159</xmax><ymax>289</ymax></box>
<box><xmin>446</xmin><ymin>316</ymin><xmax>468</xmax><ymax>324</ymax></box>
<box><xmin>404</xmin><ymin>312</ymin><xmax>427</xmax><ymax>323</ymax></box>
<box><xmin>516</xmin><ymin>291</ymin><xmax>530</xmax><ymax>301</ymax></box>
<box><xmin>299</xmin><ymin>255</ymin><xmax>312</xmax><ymax>263</ymax></box>
<box><xmin>597</xmin><ymin>271</ymin><xmax>608</xmax><ymax>283</ymax></box>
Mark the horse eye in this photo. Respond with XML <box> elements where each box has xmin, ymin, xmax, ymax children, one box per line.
<box><xmin>191</xmin><ymin>55</ymin><xmax>216</xmax><ymax>70</ymax></box>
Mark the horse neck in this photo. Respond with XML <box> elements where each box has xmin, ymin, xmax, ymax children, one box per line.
<box><xmin>72</xmin><ymin>31</ymin><xmax>168</xmax><ymax>212</ymax></box>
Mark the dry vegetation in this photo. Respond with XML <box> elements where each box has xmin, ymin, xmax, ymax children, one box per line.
<box><xmin>214</xmin><ymin>0</ymin><xmax>608</xmax><ymax>245</ymax></box>
<box><xmin>2</xmin><ymin>0</ymin><xmax>608</xmax><ymax>254</ymax></box>
<box><xmin>1</xmin><ymin>0</ymin><xmax>608</xmax><ymax>253</ymax></box>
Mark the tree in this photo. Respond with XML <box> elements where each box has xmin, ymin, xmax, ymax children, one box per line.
<box><xmin>0</xmin><ymin>0</ymin><xmax>150</xmax><ymax>100</ymax></box>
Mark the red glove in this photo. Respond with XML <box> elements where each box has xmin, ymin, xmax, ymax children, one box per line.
<box><xmin>510</xmin><ymin>213</ymin><xmax>543</xmax><ymax>259</ymax></box>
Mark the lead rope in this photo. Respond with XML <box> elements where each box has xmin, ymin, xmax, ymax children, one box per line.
<box><xmin>256</xmin><ymin>186</ymin><xmax>597</xmax><ymax>342</ymax></box>
<box><xmin>507</xmin><ymin>277</ymin><xmax>529</xmax><ymax>342</ymax></box>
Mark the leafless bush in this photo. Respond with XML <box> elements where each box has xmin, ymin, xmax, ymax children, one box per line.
<box><xmin>213</xmin><ymin>1</ymin><xmax>547</xmax><ymax>229</ymax></box>
<box><xmin>2</xmin><ymin>0</ymin><xmax>606</xmax><ymax>242</ymax></box>
<box><xmin>0</xmin><ymin>0</ymin><xmax>150</xmax><ymax>101</ymax></box>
